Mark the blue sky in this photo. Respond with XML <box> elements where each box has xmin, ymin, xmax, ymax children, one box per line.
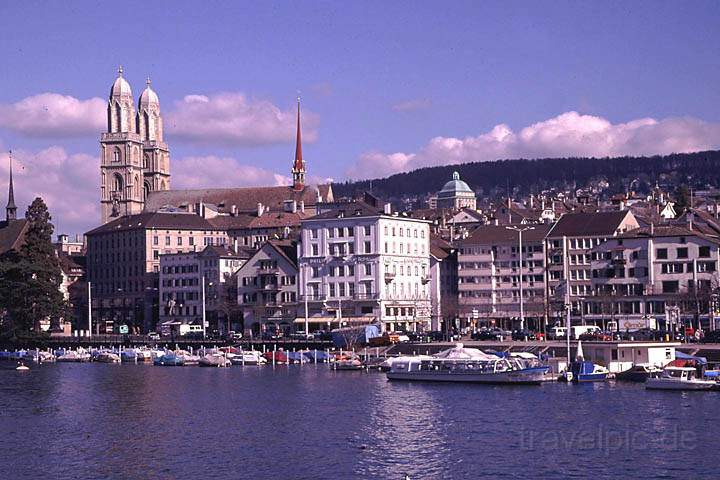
<box><xmin>1</xmin><ymin>1</ymin><xmax>720</xmax><ymax>234</ymax></box>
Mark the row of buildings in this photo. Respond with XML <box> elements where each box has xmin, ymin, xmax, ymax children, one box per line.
<box><xmin>3</xmin><ymin>69</ymin><xmax>720</xmax><ymax>337</ymax></box>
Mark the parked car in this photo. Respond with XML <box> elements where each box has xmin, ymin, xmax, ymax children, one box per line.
<box><xmin>701</xmin><ymin>330</ymin><xmax>720</xmax><ymax>343</ymax></box>
<box><xmin>472</xmin><ymin>329</ymin><xmax>502</xmax><ymax>341</ymax></box>
<box><xmin>578</xmin><ymin>330</ymin><xmax>614</xmax><ymax>341</ymax></box>
<box><xmin>511</xmin><ymin>329</ymin><xmax>535</xmax><ymax>341</ymax></box>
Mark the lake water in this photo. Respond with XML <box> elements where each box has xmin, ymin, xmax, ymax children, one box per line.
<box><xmin>1</xmin><ymin>362</ymin><xmax>718</xmax><ymax>479</ymax></box>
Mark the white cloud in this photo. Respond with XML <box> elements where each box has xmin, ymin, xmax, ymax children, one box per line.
<box><xmin>392</xmin><ymin>98</ymin><xmax>432</xmax><ymax>112</ymax></box>
<box><xmin>0</xmin><ymin>93</ymin><xmax>105</xmax><ymax>137</ymax></box>
<box><xmin>0</xmin><ymin>91</ymin><xmax>318</xmax><ymax>148</ymax></box>
<box><xmin>0</xmin><ymin>146</ymin><xmax>99</xmax><ymax>235</ymax></box>
<box><xmin>347</xmin><ymin>111</ymin><xmax>720</xmax><ymax>179</ymax></box>
<box><xmin>172</xmin><ymin>155</ymin><xmax>290</xmax><ymax>189</ymax></box>
<box><xmin>166</xmin><ymin>93</ymin><xmax>318</xmax><ymax>146</ymax></box>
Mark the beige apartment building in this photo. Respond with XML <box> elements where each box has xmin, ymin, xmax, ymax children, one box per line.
<box><xmin>85</xmin><ymin>212</ymin><xmax>228</xmax><ymax>333</ymax></box>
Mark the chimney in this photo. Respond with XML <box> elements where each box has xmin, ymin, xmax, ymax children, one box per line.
<box><xmin>257</xmin><ymin>203</ymin><xmax>265</xmax><ymax>217</ymax></box>
<box><xmin>299</xmin><ymin>200</ymin><xmax>305</xmax><ymax>213</ymax></box>
<box><xmin>383</xmin><ymin>203</ymin><xmax>392</xmax><ymax>215</ymax></box>
<box><xmin>529</xmin><ymin>194</ymin><xmax>534</xmax><ymax>209</ymax></box>
<box><xmin>230</xmin><ymin>205</ymin><xmax>238</xmax><ymax>216</ymax></box>
<box><xmin>233</xmin><ymin>238</ymin><xmax>239</xmax><ymax>253</ymax></box>
<box><xmin>650</xmin><ymin>223</ymin><xmax>654</xmax><ymax>236</ymax></box>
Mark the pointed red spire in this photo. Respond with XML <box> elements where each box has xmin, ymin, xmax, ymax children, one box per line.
<box><xmin>292</xmin><ymin>97</ymin><xmax>305</xmax><ymax>190</ymax></box>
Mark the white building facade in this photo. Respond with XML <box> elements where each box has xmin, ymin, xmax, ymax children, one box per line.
<box><xmin>298</xmin><ymin>204</ymin><xmax>432</xmax><ymax>332</ymax></box>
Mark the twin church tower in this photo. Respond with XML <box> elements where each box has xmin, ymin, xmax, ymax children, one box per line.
<box><xmin>99</xmin><ymin>67</ymin><xmax>309</xmax><ymax>225</ymax></box>
<box><xmin>100</xmin><ymin>67</ymin><xmax>171</xmax><ymax>224</ymax></box>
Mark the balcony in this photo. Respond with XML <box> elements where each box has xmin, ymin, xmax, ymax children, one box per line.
<box><xmin>384</xmin><ymin>272</ymin><xmax>396</xmax><ymax>284</ymax></box>
<box><xmin>261</xmin><ymin>283</ymin><xmax>279</xmax><ymax>291</ymax></box>
<box><xmin>258</xmin><ymin>267</ymin><xmax>279</xmax><ymax>275</ymax></box>
<box><xmin>611</xmin><ymin>258</ymin><xmax>626</xmax><ymax>265</ymax></box>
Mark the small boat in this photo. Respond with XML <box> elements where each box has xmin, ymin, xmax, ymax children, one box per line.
<box><xmin>199</xmin><ymin>353</ymin><xmax>231</xmax><ymax>367</ymax></box>
<box><xmin>263</xmin><ymin>350</ymin><xmax>289</xmax><ymax>364</ymax></box>
<box><xmin>16</xmin><ymin>362</ymin><xmax>30</xmax><ymax>371</ymax></box>
<box><xmin>229</xmin><ymin>351</ymin><xmax>266</xmax><ymax>365</ymax></box>
<box><xmin>57</xmin><ymin>350</ymin><xmax>92</xmax><ymax>362</ymax></box>
<box><xmin>154</xmin><ymin>353</ymin><xmax>184</xmax><ymax>366</ymax></box>
<box><xmin>646</xmin><ymin>367</ymin><xmax>717</xmax><ymax>391</ymax></box>
<box><xmin>135</xmin><ymin>349</ymin><xmax>153</xmax><ymax>362</ymax></box>
<box><xmin>570</xmin><ymin>361</ymin><xmax>610</xmax><ymax>382</ymax></box>
<box><xmin>303</xmin><ymin>350</ymin><xmax>331</xmax><ymax>363</ymax></box>
<box><xmin>95</xmin><ymin>351</ymin><xmax>121</xmax><ymax>363</ymax></box>
<box><xmin>334</xmin><ymin>356</ymin><xmax>364</xmax><ymax>371</ymax></box>
<box><xmin>386</xmin><ymin>344</ymin><xmax>547</xmax><ymax>384</ymax></box>
<box><xmin>568</xmin><ymin>340</ymin><xmax>609</xmax><ymax>382</ymax></box>
<box><xmin>287</xmin><ymin>351</ymin><xmax>307</xmax><ymax>364</ymax></box>
<box><xmin>176</xmin><ymin>351</ymin><xmax>200</xmax><ymax>365</ymax></box>
<box><xmin>615</xmin><ymin>364</ymin><xmax>663</xmax><ymax>382</ymax></box>
<box><xmin>120</xmin><ymin>349</ymin><xmax>138</xmax><ymax>362</ymax></box>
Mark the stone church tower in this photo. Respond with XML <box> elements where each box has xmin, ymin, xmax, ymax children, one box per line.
<box><xmin>100</xmin><ymin>67</ymin><xmax>170</xmax><ymax>224</ymax></box>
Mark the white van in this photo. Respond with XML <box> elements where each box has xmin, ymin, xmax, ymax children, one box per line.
<box><xmin>551</xmin><ymin>325</ymin><xmax>600</xmax><ymax>340</ymax></box>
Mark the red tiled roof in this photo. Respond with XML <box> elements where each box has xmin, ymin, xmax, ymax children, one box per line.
<box><xmin>144</xmin><ymin>184</ymin><xmax>333</xmax><ymax>215</ymax></box>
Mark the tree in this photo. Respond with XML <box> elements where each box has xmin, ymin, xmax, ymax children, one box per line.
<box><xmin>674</xmin><ymin>184</ymin><xmax>691</xmax><ymax>212</ymax></box>
<box><xmin>0</xmin><ymin>198</ymin><xmax>67</xmax><ymax>338</ymax></box>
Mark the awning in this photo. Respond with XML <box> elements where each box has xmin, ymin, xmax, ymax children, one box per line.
<box><xmin>675</xmin><ymin>351</ymin><xmax>708</xmax><ymax>365</ymax></box>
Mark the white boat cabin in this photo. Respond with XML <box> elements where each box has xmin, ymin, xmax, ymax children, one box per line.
<box><xmin>576</xmin><ymin>342</ymin><xmax>679</xmax><ymax>373</ymax></box>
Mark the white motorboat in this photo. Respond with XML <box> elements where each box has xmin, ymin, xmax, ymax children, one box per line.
<box><xmin>95</xmin><ymin>351</ymin><xmax>121</xmax><ymax>364</ymax></box>
<box><xmin>199</xmin><ymin>353</ymin><xmax>231</xmax><ymax>367</ymax></box>
<box><xmin>135</xmin><ymin>349</ymin><xmax>153</xmax><ymax>362</ymax></box>
<box><xmin>16</xmin><ymin>362</ymin><xmax>30</xmax><ymax>371</ymax></box>
<box><xmin>175</xmin><ymin>350</ymin><xmax>200</xmax><ymax>365</ymax></box>
<box><xmin>386</xmin><ymin>343</ymin><xmax>548</xmax><ymax>384</ymax></box>
<box><xmin>646</xmin><ymin>367</ymin><xmax>717</xmax><ymax>391</ymax></box>
<box><xmin>57</xmin><ymin>349</ymin><xmax>92</xmax><ymax>362</ymax></box>
<box><xmin>229</xmin><ymin>351</ymin><xmax>267</xmax><ymax>365</ymax></box>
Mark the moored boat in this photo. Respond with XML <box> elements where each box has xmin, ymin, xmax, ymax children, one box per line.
<box><xmin>95</xmin><ymin>351</ymin><xmax>121</xmax><ymax>364</ymax></box>
<box><xmin>386</xmin><ymin>344</ymin><xmax>547</xmax><ymax>384</ymax></box>
<box><xmin>570</xmin><ymin>360</ymin><xmax>610</xmax><ymax>382</ymax></box>
<box><xmin>303</xmin><ymin>350</ymin><xmax>331</xmax><ymax>363</ymax></box>
<box><xmin>333</xmin><ymin>353</ymin><xmax>364</xmax><ymax>371</ymax></box>
<box><xmin>198</xmin><ymin>353</ymin><xmax>231</xmax><ymax>367</ymax></box>
<box><xmin>229</xmin><ymin>351</ymin><xmax>266</xmax><ymax>365</ymax></box>
<box><xmin>263</xmin><ymin>350</ymin><xmax>289</xmax><ymax>364</ymax></box>
<box><xmin>645</xmin><ymin>367</ymin><xmax>717</xmax><ymax>391</ymax></box>
<box><xmin>615</xmin><ymin>364</ymin><xmax>663</xmax><ymax>382</ymax></box>
<box><xmin>57</xmin><ymin>349</ymin><xmax>92</xmax><ymax>362</ymax></box>
<box><xmin>154</xmin><ymin>352</ymin><xmax>184</xmax><ymax>366</ymax></box>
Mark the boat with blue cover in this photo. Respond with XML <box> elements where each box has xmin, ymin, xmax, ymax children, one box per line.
<box><xmin>154</xmin><ymin>352</ymin><xmax>184</xmax><ymax>366</ymax></box>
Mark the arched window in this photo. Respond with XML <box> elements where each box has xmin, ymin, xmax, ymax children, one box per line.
<box><xmin>144</xmin><ymin>111</ymin><xmax>150</xmax><ymax>139</ymax></box>
<box><xmin>160</xmin><ymin>180</ymin><xmax>166</xmax><ymax>191</ymax></box>
<box><xmin>115</xmin><ymin>103</ymin><xmax>122</xmax><ymax>132</ymax></box>
<box><xmin>113</xmin><ymin>174</ymin><xmax>124</xmax><ymax>194</ymax></box>
<box><xmin>144</xmin><ymin>181</ymin><xmax>151</xmax><ymax>201</ymax></box>
<box><xmin>134</xmin><ymin>175</ymin><xmax>140</xmax><ymax>199</ymax></box>
<box><xmin>113</xmin><ymin>147</ymin><xmax>121</xmax><ymax>163</ymax></box>
<box><xmin>143</xmin><ymin>154</ymin><xmax>150</xmax><ymax>169</ymax></box>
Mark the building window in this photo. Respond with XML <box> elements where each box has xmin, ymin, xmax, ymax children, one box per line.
<box><xmin>699</xmin><ymin>246</ymin><xmax>711</xmax><ymax>258</ymax></box>
<box><xmin>153</xmin><ymin>236</ymin><xmax>159</xmax><ymax>245</ymax></box>
<box><xmin>177</xmin><ymin>237</ymin><xmax>183</xmax><ymax>246</ymax></box>
<box><xmin>662</xmin><ymin>281</ymin><xmax>679</xmax><ymax>294</ymax></box>
<box><xmin>364</xmin><ymin>225</ymin><xmax>371</xmax><ymax>235</ymax></box>
<box><xmin>365</xmin><ymin>264</ymin><xmax>372</xmax><ymax>275</ymax></box>
<box><xmin>676</xmin><ymin>247</ymin><xmax>688</xmax><ymax>259</ymax></box>
<box><xmin>311</xmin><ymin>244</ymin><xmax>319</xmax><ymax>256</ymax></box>
<box><xmin>656</xmin><ymin>248</ymin><xmax>668</xmax><ymax>259</ymax></box>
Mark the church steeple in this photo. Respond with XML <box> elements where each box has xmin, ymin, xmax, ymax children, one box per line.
<box><xmin>6</xmin><ymin>150</ymin><xmax>17</xmax><ymax>222</ymax></box>
<box><xmin>291</xmin><ymin>97</ymin><xmax>305</xmax><ymax>191</ymax></box>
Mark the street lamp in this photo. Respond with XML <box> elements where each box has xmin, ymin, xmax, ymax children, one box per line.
<box><xmin>201</xmin><ymin>276</ymin><xmax>214</xmax><ymax>340</ymax></box>
<box><xmin>506</xmin><ymin>226</ymin><xmax>535</xmax><ymax>331</ymax></box>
